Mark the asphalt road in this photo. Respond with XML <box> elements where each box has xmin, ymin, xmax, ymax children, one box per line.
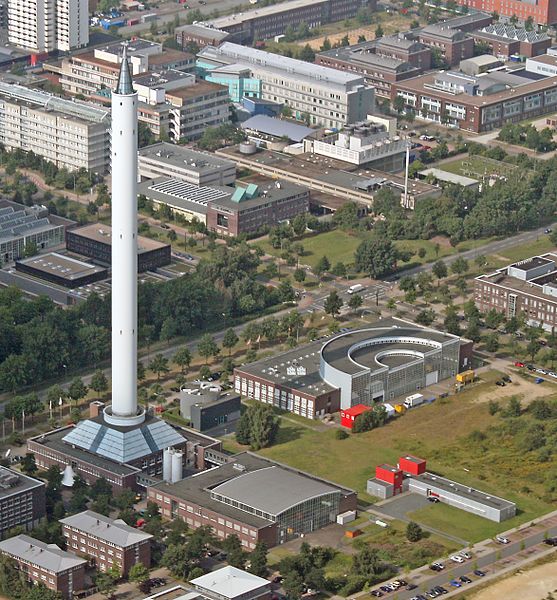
<box><xmin>384</xmin><ymin>222</ymin><xmax>557</xmax><ymax>281</ymax></box>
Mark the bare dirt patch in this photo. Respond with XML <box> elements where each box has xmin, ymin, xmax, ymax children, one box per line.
<box><xmin>471</xmin><ymin>371</ymin><xmax>556</xmax><ymax>405</ymax></box>
<box><xmin>471</xmin><ymin>558</ymin><xmax>557</xmax><ymax>600</ymax></box>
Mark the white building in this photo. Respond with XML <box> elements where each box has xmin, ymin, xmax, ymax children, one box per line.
<box><xmin>0</xmin><ymin>82</ymin><xmax>110</xmax><ymax>172</ymax></box>
<box><xmin>198</xmin><ymin>42</ymin><xmax>374</xmax><ymax>129</ymax></box>
<box><xmin>8</xmin><ymin>0</ymin><xmax>88</xmax><ymax>52</ymax></box>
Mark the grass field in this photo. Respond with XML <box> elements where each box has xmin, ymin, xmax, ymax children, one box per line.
<box><xmin>252</xmin><ymin>230</ymin><xmax>494</xmax><ymax>272</ymax></box>
<box><xmin>498</xmin><ymin>237</ymin><xmax>555</xmax><ymax>263</ymax></box>
<box><xmin>254</xmin><ymin>370</ymin><xmax>556</xmax><ymax>541</ymax></box>
<box><xmin>440</xmin><ymin>156</ymin><xmax>523</xmax><ymax>179</ymax></box>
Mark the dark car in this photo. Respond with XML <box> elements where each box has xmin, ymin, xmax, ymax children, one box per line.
<box><xmin>434</xmin><ymin>586</ymin><xmax>448</xmax><ymax>595</ymax></box>
<box><xmin>474</xmin><ymin>570</ymin><xmax>486</xmax><ymax>577</ymax></box>
<box><xmin>272</xmin><ymin>576</ymin><xmax>284</xmax><ymax>584</ymax></box>
<box><xmin>502</xmin><ymin>375</ymin><xmax>512</xmax><ymax>383</ymax></box>
<box><xmin>370</xmin><ymin>591</ymin><xmax>383</xmax><ymax>597</ymax></box>
<box><xmin>544</xmin><ymin>537</ymin><xmax>557</xmax><ymax>546</ymax></box>
<box><xmin>429</xmin><ymin>564</ymin><xmax>441</xmax><ymax>572</ymax></box>
<box><xmin>495</xmin><ymin>380</ymin><xmax>506</xmax><ymax>387</ymax></box>
<box><xmin>406</xmin><ymin>583</ymin><xmax>418</xmax><ymax>590</ymax></box>
<box><xmin>459</xmin><ymin>576</ymin><xmax>472</xmax><ymax>583</ymax></box>
<box><xmin>428</xmin><ymin>497</ymin><xmax>440</xmax><ymax>503</ymax></box>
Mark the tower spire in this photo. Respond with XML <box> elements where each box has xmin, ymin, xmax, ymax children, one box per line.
<box><xmin>116</xmin><ymin>42</ymin><xmax>134</xmax><ymax>95</ymax></box>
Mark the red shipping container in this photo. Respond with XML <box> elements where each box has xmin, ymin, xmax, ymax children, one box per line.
<box><xmin>340</xmin><ymin>404</ymin><xmax>372</xmax><ymax>429</ymax></box>
<box><xmin>399</xmin><ymin>455</ymin><xmax>426</xmax><ymax>475</ymax></box>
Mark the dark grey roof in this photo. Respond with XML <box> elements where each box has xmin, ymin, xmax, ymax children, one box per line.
<box><xmin>116</xmin><ymin>44</ymin><xmax>134</xmax><ymax>95</ymax></box>
<box><xmin>421</xmin><ymin>24</ymin><xmax>466</xmax><ymax>40</ymax></box>
<box><xmin>478</xmin><ymin>23</ymin><xmax>550</xmax><ymax>43</ymax></box>
<box><xmin>60</xmin><ymin>511</ymin><xmax>153</xmax><ymax>547</ymax></box>
<box><xmin>0</xmin><ymin>466</ymin><xmax>44</xmax><ymax>500</ymax></box>
<box><xmin>0</xmin><ymin>535</ymin><xmax>86</xmax><ymax>573</ymax></box>
<box><xmin>241</xmin><ymin>115</ymin><xmax>314</xmax><ymax>142</ymax></box>
<box><xmin>211</xmin><ymin>465</ymin><xmax>339</xmax><ymax>516</ymax></box>
<box><xmin>62</xmin><ymin>415</ymin><xmax>186</xmax><ymax>463</ymax></box>
<box><xmin>138</xmin><ymin>142</ymin><xmax>236</xmax><ymax>174</ymax></box>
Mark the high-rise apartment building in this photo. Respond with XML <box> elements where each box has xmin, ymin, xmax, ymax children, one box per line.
<box><xmin>8</xmin><ymin>0</ymin><xmax>88</xmax><ymax>52</ymax></box>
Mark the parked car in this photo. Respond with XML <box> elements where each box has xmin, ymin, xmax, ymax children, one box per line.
<box><xmin>496</xmin><ymin>535</ymin><xmax>510</xmax><ymax>544</ymax></box>
<box><xmin>428</xmin><ymin>496</ymin><xmax>440</xmax><ymax>503</ymax></box>
<box><xmin>450</xmin><ymin>555</ymin><xmax>464</xmax><ymax>563</ymax></box>
<box><xmin>434</xmin><ymin>586</ymin><xmax>448</xmax><ymax>595</ymax></box>
<box><xmin>514</xmin><ymin>361</ymin><xmax>525</xmax><ymax>367</ymax></box>
<box><xmin>545</xmin><ymin>228</ymin><xmax>552</xmax><ymax>234</ymax></box>
<box><xmin>495</xmin><ymin>380</ymin><xmax>506</xmax><ymax>387</ymax></box>
<box><xmin>460</xmin><ymin>576</ymin><xmax>472</xmax><ymax>584</ymax></box>
<box><xmin>449</xmin><ymin>580</ymin><xmax>461</xmax><ymax>588</ymax></box>
<box><xmin>474</xmin><ymin>569</ymin><xmax>486</xmax><ymax>577</ymax></box>
<box><xmin>544</xmin><ymin>537</ymin><xmax>557</xmax><ymax>546</ymax></box>
<box><xmin>502</xmin><ymin>375</ymin><xmax>512</xmax><ymax>383</ymax></box>
<box><xmin>370</xmin><ymin>591</ymin><xmax>383</xmax><ymax>597</ymax></box>
<box><xmin>406</xmin><ymin>584</ymin><xmax>418</xmax><ymax>590</ymax></box>
<box><xmin>459</xmin><ymin>551</ymin><xmax>472</xmax><ymax>559</ymax></box>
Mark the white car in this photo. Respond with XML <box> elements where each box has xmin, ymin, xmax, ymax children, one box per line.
<box><xmin>496</xmin><ymin>536</ymin><xmax>510</xmax><ymax>544</ymax></box>
<box><xmin>432</xmin><ymin>562</ymin><xmax>445</xmax><ymax>570</ymax></box>
<box><xmin>459</xmin><ymin>551</ymin><xmax>472</xmax><ymax>559</ymax></box>
<box><xmin>450</xmin><ymin>555</ymin><xmax>465</xmax><ymax>563</ymax></box>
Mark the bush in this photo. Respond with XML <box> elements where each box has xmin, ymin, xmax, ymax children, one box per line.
<box><xmin>335</xmin><ymin>429</ymin><xmax>349</xmax><ymax>440</ymax></box>
<box><xmin>488</xmin><ymin>400</ymin><xmax>500</xmax><ymax>415</ymax></box>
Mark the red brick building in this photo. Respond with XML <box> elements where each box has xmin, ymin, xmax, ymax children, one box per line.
<box><xmin>148</xmin><ymin>453</ymin><xmax>357</xmax><ymax>548</ymax></box>
<box><xmin>418</xmin><ymin>24</ymin><xmax>474</xmax><ymax>66</ymax></box>
<box><xmin>0</xmin><ymin>535</ymin><xmax>86</xmax><ymax>600</ymax></box>
<box><xmin>457</xmin><ymin>0</ymin><xmax>557</xmax><ymax>25</ymax></box>
<box><xmin>472</xmin><ymin>24</ymin><xmax>552</xmax><ymax>58</ymax></box>
<box><xmin>61</xmin><ymin>511</ymin><xmax>152</xmax><ymax>576</ymax></box>
<box><xmin>0</xmin><ymin>467</ymin><xmax>46</xmax><ymax>539</ymax></box>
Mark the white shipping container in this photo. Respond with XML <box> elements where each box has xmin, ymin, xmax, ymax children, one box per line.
<box><xmin>336</xmin><ymin>510</ymin><xmax>357</xmax><ymax>525</ymax></box>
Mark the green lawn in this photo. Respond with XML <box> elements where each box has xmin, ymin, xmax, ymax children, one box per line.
<box><xmin>498</xmin><ymin>237</ymin><xmax>555</xmax><ymax>263</ymax></box>
<box><xmin>254</xmin><ymin>371</ymin><xmax>556</xmax><ymax>539</ymax></box>
<box><xmin>439</xmin><ymin>156</ymin><xmax>523</xmax><ymax>179</ymax></box>
<box><xmin>407</xmin><ymin>503</ymin><xmax>526</xmax><ymax>545</ymax></box>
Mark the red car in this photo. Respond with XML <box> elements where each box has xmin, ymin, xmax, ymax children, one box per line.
<box><xmin>514</xmin><ymin>361</ymin><xmax>525</xmax><ymax>367</ymax></box>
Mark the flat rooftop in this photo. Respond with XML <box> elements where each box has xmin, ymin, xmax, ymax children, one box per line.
<box><xmin>0</xmin><ymin>466</ymin><xmax>43</xmax><ymax>499</ymax></box>
<box><xmin>414</xmin><ymin>472</ymin><xmax>516</xmax><ymax>510</ymax></box>
<box><xmin>511</xmin><ymin>256</ymin><xmax>553</xmax><ymax>269</ymax></box>
<box><xmin>211</xmin><ymin>180</ymin><xmax>307</xmax><ymax>213</ymax></box>
<box><xmin>138</xmin><ymin>142</ymin><xmax>236</xmax><ymax>174</ymax></box>
<box><xmin>419</xmin><ymin>168</ymin><xmax>478</xmax><ymax>187</ymax></box>
<box><xmin>147</xmin><ymin>49</ymin><xmax>194</xmax><ymax>66</ymax></box>
<box><xmin>68</xmin><ymin>223</ymin><xmax>169</xmax><ymax>253</ymax></box>
<box><xmin>319</xmin><ymin>44</ymin><xmax>418</xmax><ymax>73</ymax></box>
<box><xmin>97</xmin><ymin>38</ymin><xmax>160</xmax><ymax>56</ymax></box>
<box><xmin>167</xmin><ymin>80</ymin><xmax>226</xmax><ymax>99</ymax></box>
<box><xmin>16</xmin><ymin>252</ymin><xmax>107</xmax><ymax>281</ymax></box>
<box><xmin>191</xmin><ymin>566</ymin><xmax>269</xmax><ymax>598</ymax></box>
<box><xmin>134</xmin><ymin>69</ymin><xmax>193</xmax><ymax>87</ymax></box>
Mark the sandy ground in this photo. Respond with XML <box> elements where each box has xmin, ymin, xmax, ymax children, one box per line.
<box><xmin>300</xmin><ymin>26</ymin><xmax>378</xmax><ymax>49</ymax></box>
<box><xmin>471</xmin><ymin>560</ymin><xmax>557</xmax><ymax>600</ymax></box>
<box><xmin>471</xmin><ymin>368</ymin><xmax>557</xmax><ymax>405</ymax></box>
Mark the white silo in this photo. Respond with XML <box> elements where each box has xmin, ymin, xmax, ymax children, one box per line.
<box><xmin>171</xmin><ymin>450</ymin><xmax>183</xmax><ymax>483</ymax></box>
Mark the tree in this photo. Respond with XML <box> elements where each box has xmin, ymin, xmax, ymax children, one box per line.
<box><xmin>235</xmin><ymin>403</ymin><xmax>279</xmax><ymax>450</ymax></box>
<box><xmin>68</xmin><ymin>377</ymin><xmax>87</xmax><ymax>406</ymax></box>
<box><xmin>90</xmin><ymin>369</ymin><xmax>108</xmax><ymax>398</ymax></box>
<box><xmin>527</xmin><ymin>339</ymin><xmax>541</xmax><ymax>361</ymax></box>
<box><xmin>324</xmin><ymin>291</ymin><xmax>343</xmax><ymax>318</ymax></box>
<box><xmin>299</xmin><ymin>44</ymin><xmax>315</xmax><ymax>63</ymax></box>
<box><xmin>20</xmin><ymin>452</ymin><xmax>38</xmax><ymax>476</ymax></box>
<box><xmin>354</xmin><ymin>237</ymin><xmax>398</xmax><ymax>279</ymax></box>
<box><xmin>332</xmin><ymin>262</ymin><xmax>347</xmax><ymax>278</ymax></box>
<box><xmin>504</xmin><ymin>396</ymin><xmax>522</xmax><ymax>418</ymax></box>
<box><xmin>484</xmin><ymin>333</ymin><xmax>499</xmax><ymax>353</ymax></box>
<box><xmin>223</xmin><ymin>534</ymin><xmax>246</xmax><ymax>568</ymax></box>
<box><xmin>348</xmin><ymin>294</ymin><xmax>363</xmax><ymax>311</ymax></box>
<box><xmin>406</xmin><ymin>521</ymin><xmax>423</xmax><ymax>542</ymax></box>
<box><xmin>149</xmin><ymin>354</ymin><xmax>170</xmax><ymax>380</ymax></box>
<box><xmin>197</xmin><ymin>334</ymin><xmax>220</xmax><ymax>363</ymax></box>
<box><xmin>283</xmin><ymin>571</ymin><xmax>304</xmax><ymax>600</ymax></box>
<box><xmin>415</xmin><ymin>309</ymin><xmax>435</xmax><ymax>326</ymax></box>
<box><xmin>432</xmin><ymin>260</ymin><xmax>448</xmax><ymax>284</ymax></box>
<box><xmin>315</xmin><ymin>255</ymin><xmax>331</xmax><ymax>278</ymax></box>
<box><xmin>451</xmin><ymin>256</ymin><xmax>469</xmax><ymax>276</ymax></box>
<box><xmin>484</xmin><ymin>308</ymin><xmax>505</xmax><ymax>330</ymax></box>
<box><xmin>249</xmin><ymin>541</ymin><xmax>268</xmax><ymax>577</ymax></box>
<box><xmin>294</xmin><ymin>268</ymin><xmax>306</xmax><ymax>283</ymax></box>
<box><xmin>393</xmin><ymin>95</ymin><xmax>405</xmax><ymax>114</ymax></box>
<box><xmin>374</xmin><ymin>24</ymin><xmax>384</xmax><ymax>38</ymax></box>
<box><xmin>320</xmin><ymin>38</ymin><xmax>331</xmax><ymax>51</ymax></box>
<box><xmin>96</xmin><ymin>570</ymin><xmax>117</xmax><ymax>599</ymax></box>
<box><xmin>129</xmin><ymin>563</ymin><xmax>150</xmax><ymax>588</ymax></box>
<box><xmin>174</xmin><ymin>347</ymin><xmax>192</xmax><ymax>374</ymax></box>
<box><xmin>222</xmin><ymin>328</ymin><xmax>239</xmax><ymax>356</ymax></box>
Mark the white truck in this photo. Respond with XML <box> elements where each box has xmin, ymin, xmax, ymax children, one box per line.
<box><xmin>404</xmin><ymin>393</ymin><xmax>424</xmax><ymax>409</ymax></box>
<box><xmin>347</xmin><ymin>283</ymin><xmax>365</xmax><ymax>295</ymax></box>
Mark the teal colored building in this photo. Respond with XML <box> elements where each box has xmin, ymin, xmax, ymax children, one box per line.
<box><xmin>197</xmin><ymin>60</ymin><xmax>261</xmax><ymax>103</ymax></box>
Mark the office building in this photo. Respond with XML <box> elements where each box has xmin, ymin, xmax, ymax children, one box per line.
<box><xmin>175</xmin><ymin>23</ymin><xmax>231</xmax><ymax>49</ymax></box>
<box><xmin>206</xmin><ymin>0</ymin><xmax>375</xmax><ymax>44</ymax></box>
<box><xmin>0</xmin><ymin>82</ymin><xmax>110</xmax><ymax>172</ymax></box>
<box><xmin>54</xmin><ymin>39</ymin><xmax>195</xmax><ymax>100</ymax></box>
<box><xmin>526</xmin><ymin>52</ymin><xmax>557</xmax><ymax>76</ymax></box>
<box><xmin>198</xmin><ymin>43</ymin><xmax>374</xmax><ymax>129</ymax></box>
<box><xmin>61</xmin><ymin>511</ymin><xmax>152</xmax><ymax>575</ymax></box>
<box><xmin>15</xmin><ymin>252</ymin><xmax>108</xmax><ymax>288</ymax></box>
<box><xmin>138</xmin><ymin>143</ymin><xmax>236</xmax><ymax>186</ymax></box>
<box><xmin>147</xmin><ymin>452</ymin><xmax>357</xmax><ymax>548</ymax></box>
<box><xmin>367</xmin><ymin>456</ymin><xmax>516</xmax><ymax>522</ymax></box>
<box><xmin>234</xmin><ymin>319</ymin><xmax>472</xmax><ymax>416</ymax></box>
<box><xmin>455</xmin><ymin>0</ymin><xmax>557</xmax><ymax>25</ymax></box>
<box><xmin>66</xmin><ymin>223</ymin><xmax>171</xmax><ymax>272</ymax></box>
<box><xmin>0</xmin><ymin>204</ymin><xmax>66</xmax><ymax>266</ymax></box>
<box><xmin>472</xmin><ymin>24</ymin><xmax>552</xmax><ymax>59</ymax></box>
<box><xmin>475</xmin><ymin>253</ymin><xmax>557</xmax><ymax>331</ymax></box>
<box><xmin>28</xmin><ymin>47</ymin><xmax>223</xmax><ymax>494</ymax></box>
<box><xmin>179</xmin><ymin>382</ymin><xmax>241</xmax><ymax>432</ymax></box>
<box><xmin>0</xmin><ymin>467</ymin><xmax>46</xmax><ymax>539</ymax></box>
<box><xmin>191</xmin><ymin>566</ymin><xmax>271</xmax><ymax>600</ymax></box>
<box><xmin>0</xmin><ymin>535</ymin><xmax>86</xmax><ymax>599</ymax></box>
<box><xmin>8</xmin><ymin>0</ymin><xmax>88</xmax><ymax>52</ymax></box>
<box><xmin>393</xmin><ymin>68</ymin><xmax>557</xmax><ymax>132</ymax></box>
<box><xmin>136</xmin><ymin>73</ymin><xmax>230</xmax><ymax>141</ymax></box>
<box><xmin>303</xmin><ymin>119</ymin><xmax>408</xmax><ymax>170</ymax></box>
<box><xmin>206</xmin><ymin>180</ymin><xmax>309</xmax><ymax>237</ymax></box>
<box><xmin>417</xmin><ymin>24</ymin><xmax>474</xmax><ymax>66</ymax></box>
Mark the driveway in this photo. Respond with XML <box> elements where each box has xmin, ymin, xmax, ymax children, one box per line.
<box><xmin>374</xmin><ymin>492</ymin><xmax>432</xmax><ymax>521</ymax></box>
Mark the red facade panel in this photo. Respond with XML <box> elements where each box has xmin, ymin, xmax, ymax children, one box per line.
<box><xmin>399</xmin><ymin>455</ymin><xmax>427</xmax><ymax>475</ymax></box>
<box><xmin>376</xmin><ymin>465</ymin><xmax>403</xmax><ymax>486</ymax></box>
